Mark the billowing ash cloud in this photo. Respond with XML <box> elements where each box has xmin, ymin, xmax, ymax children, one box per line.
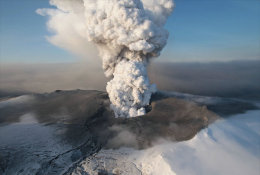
<box><xmin>37</xmin><ymin>0</ymin><xmax>174</xmax><ymax>117</ymax></box>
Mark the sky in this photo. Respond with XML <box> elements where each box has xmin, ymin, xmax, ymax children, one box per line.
<box><xmin>0</xmin><ymin>0</ymin><xmax>260</xmax><ymax>63</ymax></box>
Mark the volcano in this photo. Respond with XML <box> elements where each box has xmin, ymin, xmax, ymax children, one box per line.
<box><xmin>1</xmin><ymin>89</ymin><xmax>258</xmax><ymax>174</ymax></box>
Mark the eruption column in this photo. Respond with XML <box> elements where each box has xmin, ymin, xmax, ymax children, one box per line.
<box><xmin>107</xmin><ymin>60</ymin><xmax>156</xmax><ymax>117</ymax></box>
<box><xmin>37</xmin><ymin>0</ymin><xmax>174</xmax><ymax>118</ymax></box>
<box><xmin>84</xmin><ymin>0</ymin><xmax>174</xmax><ymax>117</ymax></box>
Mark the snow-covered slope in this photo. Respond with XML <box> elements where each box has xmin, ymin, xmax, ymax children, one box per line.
<box><xmin>71</xmin><ymin>110</ymin><xmax>260</xmax><ymax>175</ymax></box>
<box><xmin>0</xmin><ymin>90</ymin><xmax>259</xmax><ymax>175</ymax></box>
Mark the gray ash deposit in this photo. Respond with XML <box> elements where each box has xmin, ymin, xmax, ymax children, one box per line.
<box><xmin>0</xmin><ymin>90</ymin><xmax>258</xmax><ymax>174</ymax></box>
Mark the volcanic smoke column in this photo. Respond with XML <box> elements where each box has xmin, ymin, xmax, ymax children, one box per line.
<box><xmin>84</xmin><ymin>0</ymin><xmax>174</xmax><ymax>117</ymax></box>
<box><xmin>37</xmin><ymin>0</ymin><xmax>174</xmax><ymax>118</ymax></box>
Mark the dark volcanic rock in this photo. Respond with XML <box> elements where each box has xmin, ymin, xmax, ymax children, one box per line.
<box><xmin>97</xmin><ymin>95</ymin><xmax>218</xmax><ymax>149</ymax></box>
<box><xmin>30</xmin><ymin>90</ymin><xmax>218</xmax><ymax>148</ymax></box>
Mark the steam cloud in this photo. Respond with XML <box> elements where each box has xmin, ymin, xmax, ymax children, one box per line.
<box><xmin>37</xmin><ymin>0</ymin><xmax>174</xmax><ymax>117</ymax></box>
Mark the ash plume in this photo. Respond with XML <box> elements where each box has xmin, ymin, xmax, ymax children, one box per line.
<box><xmin>37</xmin><ymin>0</ymin><xmax>174</xmax><ymax>117</ymax></box>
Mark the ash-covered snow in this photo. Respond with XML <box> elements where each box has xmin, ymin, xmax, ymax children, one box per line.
<box><xmin>69</xmin><ymin>110</ymin><xmax>260</xmax><ymax>175</ymax></box>
<box><xmin>0</xmin><ymin>90</ymin><xmax>259</xmax><ymax>175</ymax></box>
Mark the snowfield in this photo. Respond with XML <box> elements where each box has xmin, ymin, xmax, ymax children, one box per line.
<box><xmin>72</xmin><ymin>110</ymin><xmax>260</xmax><ymax>175</ymax></box>
<box><xmin>0</xmin><ymin>91</ymin><xmax>259</xmax><ymax>175</ymax></box>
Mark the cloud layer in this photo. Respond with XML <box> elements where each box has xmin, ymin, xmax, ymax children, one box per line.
<box><xmin>1</xmin><ymin>60</ymin><xmax>259</xmax><ymax>99</ymax></box>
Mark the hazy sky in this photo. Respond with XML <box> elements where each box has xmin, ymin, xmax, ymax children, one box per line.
<box><xmin>0</xmin><ymin>0</ymin><xmax>260</xmax><ymax>63</ymax></box>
